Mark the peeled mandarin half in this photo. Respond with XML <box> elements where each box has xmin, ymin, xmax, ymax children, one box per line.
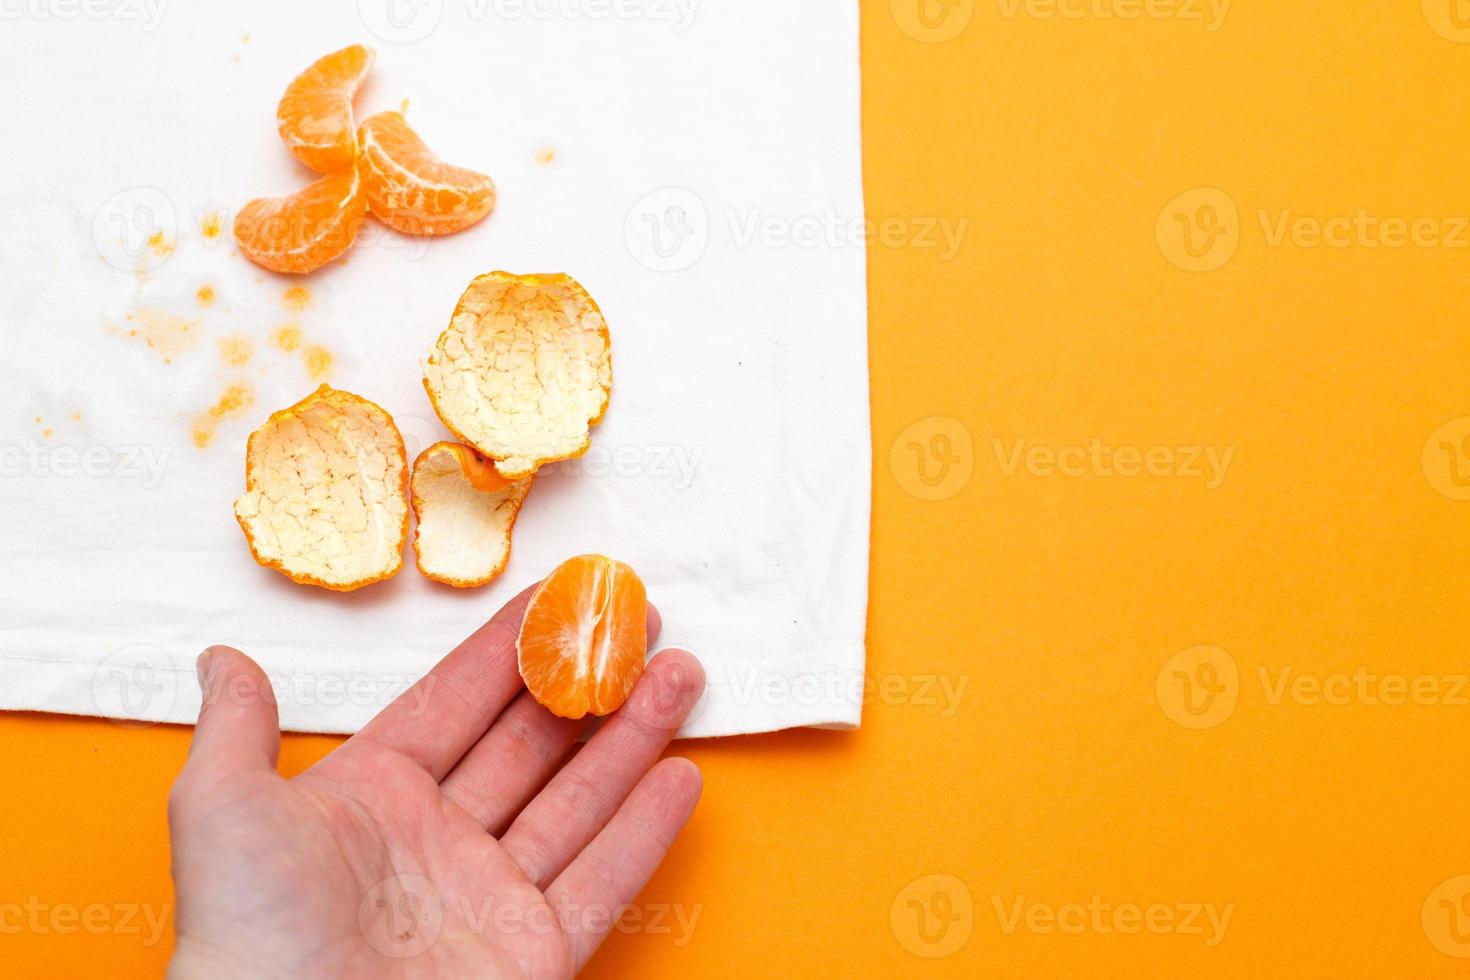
<box><xmin>234</xmin><ymin>385</ymin><xmax>410</xmax><ymax>591</ymax></box>
<box><xmin>411</xmin><ymin>442</ymin><xmax>534</xmax><ymax>588</ymax></box>
<box><xmin>276</xmin><ymin>44</ymin><xmax>375</xmax><ymax>173</ymax></box>
<box><xmin>423</xmin><ymin>272</ymin><xmax>612</xmax><ymax>480</ymax></box>
<box><xmin>234</xmin><ymin>169</ymin><xmax>366</xmax><ymax>274</ymax></box>
<box><xmin>356</xmin><ymin>110</ymin><xmax>496</xmax><ymax>235</ymax></box>
<box><xmin>518</xmin><ymin>555</ymin><xmax>649</xmax><ymax>719</ymax></box>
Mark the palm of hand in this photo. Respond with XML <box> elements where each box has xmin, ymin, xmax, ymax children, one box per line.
<box><xmin>168</xmin><ymin>592</ymin><xmax>704</xmax><ymax>980</ymax></box>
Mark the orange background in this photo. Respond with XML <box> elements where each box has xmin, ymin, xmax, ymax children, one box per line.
<box><xmin>7</xmin><ymin>1</ymin><xmax>1470</xmax><ymax>975</ymax></box>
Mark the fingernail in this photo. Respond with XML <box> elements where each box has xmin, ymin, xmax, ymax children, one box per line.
<box><xmin>196</xmin><ymin>648</ymin><xmax>216</xmax><ymax>692</ymax></box>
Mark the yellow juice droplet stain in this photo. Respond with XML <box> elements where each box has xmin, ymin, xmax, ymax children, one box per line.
<box><xmin>121</xmin><ymin>309</ymin><xmax>201</xmax><ymax>364</ymax></box>
<box><xmin>271</xmin><ymin>324</ymin><xmax>303</xmax><ymax>353</ymax></box>
<box><xmin>192</xmin><ymin>382</ymin><xmax>256</xmax><ymax>450</ymax></box>
<box><xmin>219</xmin><ymin>336</ymin><xmax>254</xmax><ymax>368</ymax></box>
<box><xmin>304</xmin><ymin>345</ymin><xmax>334</xmax><ymax>381</ymax></box>
<box><xmin>198</xmin><ymin>213</ymin><xmax>223</xmax><ymax>240</ymax></box>
<box><xmin>197</xmin><ymin>284</ymin><xmax>216</xmax><ymax>307</ymax></box>
<box><xmin>282</xmin><ymin>285</ymin><xmax>311</xmax><ymax>310</ymax></box>
<box><xmin>146</xmin><ymin>230</ymin><xmax>173</xmax><ymax>257</ymax></box>
<box><xmin>534</xmin><ymin>147</ymin><xmax>557</xmax><ymax>166</ymax></box>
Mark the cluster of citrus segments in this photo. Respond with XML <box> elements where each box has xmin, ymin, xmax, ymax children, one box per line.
<box><xmin>235</xmin><ymin>269</ymin><xmax>614</xmax><ymax>593</ymax></box>
<box><xmin>234</xmin><ymin>44</ymin><xmax>497</xmax><ymax>275</ymax></box>
<box><xmin>231</xmin><ymin>54</ymin><xmax>645</xmax><ymax>716</ymax></box>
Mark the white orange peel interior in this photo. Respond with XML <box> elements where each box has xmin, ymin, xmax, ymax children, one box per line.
<box><xmin>234</xmin><ymin>385</ymin><xmax>409</xmax><ymax>591</ymax></box>
<box><xmin>411</xmin><ymin>442</ymin><xmax>534</xmax><ymax>588</ymax></box>
<box><xmin>423</xmin><ymin>272</ymin><xmax>612</xmax><ymax>480</ymax></box>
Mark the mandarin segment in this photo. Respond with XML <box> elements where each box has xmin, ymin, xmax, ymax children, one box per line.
<box><xmin>517</xmin><ymin>555</ymin><xmax>648</xmax><ymax>719</ymax></box>
<box><xmin>411</xmin><ymin>442</ymin><xmax>534</xmax><ymax>588</ymax></box>
<box><xmin>356</xmin><ymin>110</ymin><xmax>496</xmax><ymax>235</ymax></box>
<box><xmin>423</xmin><ymin>272</ymin><xmax>612</xmax><ymax>479</ymax></box>
<box><xmin>234</xmin><ymin>169</ymin><xmax>366</xmax><ymax>274</ymax></box>
<box><xmin>234</xmin><ymin>385</ymin><xmax>409</xmax><ymax>591</ymax></box>
<box><xmin>276</xmin><ymin>44</ymin><xmax>375</xmax><ymax>173</ymax></box>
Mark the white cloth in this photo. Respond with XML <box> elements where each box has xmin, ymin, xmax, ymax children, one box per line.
<box><xmin>0</xmin><ymin>0</ymin><xmax>870</xmax><ymax>737</ymax></box>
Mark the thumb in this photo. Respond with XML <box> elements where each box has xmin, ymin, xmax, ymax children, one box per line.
<box><xmin>186</xmin><ymin>645</ymin><xmax>281</xmax><ymax>774</ymax></box>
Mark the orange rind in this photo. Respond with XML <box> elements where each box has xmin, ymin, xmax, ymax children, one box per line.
<box><xmin>411</xmin><ymin>442</ymin><xmax>534</xmax><ymax>588</ymax></box>
<box><xmin>234</xmin><ymin>169</ymin><xmax>366</xmax><ymax>274</ymax></box>
<box><xmin>234</xmin><ymin>385</ymin><xmax>409</xmax><ymax>591</ymax></box>
<box><xmin>423</xmin><ymin>272</ymin><xmax>612</xmax><ymax>480</ymax></box>
<box><xmin>356</xmin><ymin>110</ymin><xmax>496</xmax><ymax>235</ymax></box>
<box><xmin>518</xmin><ymin>555</ymin><xmax>648</xmax><ymax>719</ymax></box>
<box><xmin>276</xmin><ymin>44</ymin><xmax>375</xmax><ymax>174</ymax></box>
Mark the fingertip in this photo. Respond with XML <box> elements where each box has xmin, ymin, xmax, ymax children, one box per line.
<box><xmin>646</xmin><ymin>602</ymin><xmax>663</xmax><ymax>648</ymax></box>
<box><xmin>649</xmin><ymin>648</ymin><xmax>705</xmax><ymax>695</ymax></box>
<box><xmin>659</xmin><ymin>756</ymin><xmax>703</xmax><ymax>797</ymax></box>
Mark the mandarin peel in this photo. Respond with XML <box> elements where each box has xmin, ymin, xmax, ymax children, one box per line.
<box><xmin>234</xmin><ymin>385</ymin><xmax>409</xmax><ymax>592</ymax></box>
<box><xmin>423</xmin><ymin>271</ymin><xmax>612</xmax><ymax>481</ymax></box>
<box><xmin>276</xmin><ymin>44</ymin><xmax>375</xmax><ymax>174</ymax></box>
<box><xmin>517</xmin><ymin>555</ymin><xmax>649</xmax><ymax>720</ymax></box>
<box><xmin>410</xmin><ymin>442</ymin><xmax>534</xmax><ymax>589</ymax></box>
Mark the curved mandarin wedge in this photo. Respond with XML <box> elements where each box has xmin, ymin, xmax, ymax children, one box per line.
<box><xmin>518</xmin><ymin>555</ymin><xmax>649</xmax><ymax>719</ymax></box>
<box><xmin>356</xmin><ymin>110</ymin><xmax>496</xmax><ymax>235</ymax></box>
<box><xmin>276</xmin><ymin>44</ymin><xmax>376</xmax><ymax>173</ymax></box>
<box><xmin>423</xmin><ymin>271</ymin><xmax>612</xmax><ymax>480</ymax></box>
<box><xmin>233</xmin><ymin>169</ymin><xmax>366</xmax><ymax>274</ymax></box>
<box><xmin>410</xmin><ymin>442</ymin><xmax>534</xmax><ymax>588</ymax></box>
<box><xmin>233</xmin><ymin>385</ymin><xmax>410</xmax><ymax>591</ymax></box>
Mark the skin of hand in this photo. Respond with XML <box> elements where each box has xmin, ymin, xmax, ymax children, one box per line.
<box><xmin>166</xmin><ymin>585</ymin><xmax>705</xmax><ymax>979</ymax></box>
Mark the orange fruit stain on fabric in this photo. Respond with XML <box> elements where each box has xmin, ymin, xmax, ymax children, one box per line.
<box><xmin>282</xmin><ymin>284</ymin><xmax>312</xmax><ymax>310</ymax></box>
<box><xmin>196</xmin><ymin>284</ymin><xmax>216</xmax><ymax>306</ymax></box>
<box><xmin>271</xmin><ymin>324</ymin><xmax>303</xmax><ymax>353</ymax></box>
<box><xmin>234</xmin><ymin>169</ymin><xmax>366</xmax><ymax>274</ymax></box>
<box><xmin>303</xmin><ymin>344</ymin><xmax>334</xmax><ymax>380</ymax></box>
<box><xmin>219</xmin><ymin>336</ymin><xmax>254</xmax><ymax>368</ymax></box>
<box><xmin>198</xmin><ymin>212</ymin><xmax>223</xmax><ymax>240</ymax></box>
<box><xmin>518</xmin><ymin>555</ymin><xmax>648</xmax><ymax>719</ymax></box>
<box><xmin>192</xmin><ymin>382</ymin><xmax>255</xmax><ymax>449</ymax></box>
<box><xmin>120</xmin><ymin>309</ymin><xmax>201</xmax><ymax>364</ymax></box>
<box><xmin>356</xmin><ymin>111</ymin><xmax>496</xmax><ymax>236</ymax></box>
<box><xmin>276</xmin><ymin>44</ymin><xmax>375</xmax><ymax>174</ymax></box>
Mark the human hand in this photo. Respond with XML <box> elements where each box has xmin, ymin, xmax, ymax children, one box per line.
<box><xmin>166</xmin><ymin>586</ymin><xmax>705</xmax><ymax>978</ymax></box>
